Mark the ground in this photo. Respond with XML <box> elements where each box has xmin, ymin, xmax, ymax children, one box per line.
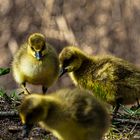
<box><xmin>0</xmin><ymin>91</ymin><xmax>58</xmax><ymax>140</ymax></box>
<box><xmin>0</xmin><ymin>89</ymin><xmax>140</xmax><ymax>140</ymax></box>
<box><xmin>0</xmin><ymin>1</ymin><xmax>140</xmax><ymax>139</ymax></box>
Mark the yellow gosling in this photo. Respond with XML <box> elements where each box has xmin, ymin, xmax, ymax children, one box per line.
<box><xmin>59</xmin><ymin>46</ymin><xmax>140</xmax><ymax>113</ymax></box>
<box><xmin>12</xmin><ymin>33</ymin><xmax>59</xmax><ymax>94</ymax></box>
<box><xmin>19</xmin><ymin>88</ymin><xmax>110</xmax><ymax>140</ymax></box>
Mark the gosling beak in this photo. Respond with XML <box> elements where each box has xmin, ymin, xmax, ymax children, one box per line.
<box><xmin>22</xmin><ymin>124</ymin><xmax>33</xmax><ymax>138</ymax></box>
<box><xmin>35</xmin><ymin>51</ymin><xmax>42</xmax><ymax>60</ymax></box>
<box><xmin>59</xmin><ymin>67</ymin><xmax>68</xmax><ymax>77</ymax></box>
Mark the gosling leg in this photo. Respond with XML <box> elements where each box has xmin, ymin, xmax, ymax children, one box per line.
<box><xmin>21</xmin><ymin>83</ymin><xmax>30</xmax><ymax>95</ymax></box>
<box><xmin>42</xmin><ymin>86</ymin><xmax>48</xmax><ymax>94</ymax></box>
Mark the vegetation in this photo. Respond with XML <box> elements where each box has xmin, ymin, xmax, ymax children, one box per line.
<box><xmin>0</xmin><ymin>67</ymin><xmax>139</xmax><ymax>139</ymax></box>
<box><xmin>0</xmin><ymin>68</ymin><xmax>10</xmax><ymax>76</ymax></box>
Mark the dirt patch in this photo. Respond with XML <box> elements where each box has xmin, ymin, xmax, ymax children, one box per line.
<box><xmin>0</xmin><ymin>95</ymin><xmax>57</xmax><ymax>140</ymax></box>
<box><xmin>0</xmin><ymin>93</ymin><xmax>140</xmax><ymax>140</ymax></box>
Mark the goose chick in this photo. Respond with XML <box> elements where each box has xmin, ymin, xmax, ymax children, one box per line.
<box><xmin>12</xmin><ymin>33</ymin><xmax>59</xmax><ymax>94</ymax></box>
<box><xmin>19</xmin><ymin>88</ymin><xmax>110</xmax><ymax>140</ymax></box>
<box><xmin>59</xmin><ymin>46</ymin><xmax>140</xmax><ymax>113</ymax></box>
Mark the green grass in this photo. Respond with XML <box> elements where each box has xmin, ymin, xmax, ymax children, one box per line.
<box><xmin>0</xmin><ymin>68</ymin><xmax>10</xmax><ymax>76</ymax></box>
<box><xmin>106</xmin><ymin>125</ymin><xmax>135</xmax><ymax>140</ymax></box>
<box><xmin>0</xmin><ymin>67</ymin><xmax>11</xmax><ymax>99</ymax></box>
<box><xmin>0</xmin><ymin>88</ymin><xmax>5</xmax><ymax>98</ymax></box>
<box><xmin>120</xmin><ymin>104</ymin><xmax>140</xmax><ymax>116</ymax></box>
<box><xmin>9</xmin><ymin>90</ymin><xmax>20</xmax><ymax>101</ymax></box>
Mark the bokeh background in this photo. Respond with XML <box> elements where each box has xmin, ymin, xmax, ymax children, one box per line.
<box><xmin>0</xmin><ymin>0</ymin><xmax>140</xmax><ymax>93</ymax></box>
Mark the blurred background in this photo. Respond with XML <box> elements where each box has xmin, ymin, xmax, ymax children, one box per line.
<box><xmin>0</xmin><ymin>0</ymin><xmax>140</xmax><ymax>93</ymax></box>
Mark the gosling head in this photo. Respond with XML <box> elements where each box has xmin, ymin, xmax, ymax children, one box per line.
<box><xmin>59</xmin><ymin>46</ymin><xmax>84</xmax><ymax>77</ymax></box>
<box><xmin>27</xmin><ymin>33</ymin><xmax>47</xmax><ymax>60</ymax></box>
<box><xmin>19</xmin><ymin>94</ymin><xmax>47</xmax><ymax>137</ymax></box>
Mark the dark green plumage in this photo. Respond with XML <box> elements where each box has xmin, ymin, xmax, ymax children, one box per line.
<box><xmin>59</xmin><ymin>46</ymin><xmax>140</xmax><ymax>111</ymax></box>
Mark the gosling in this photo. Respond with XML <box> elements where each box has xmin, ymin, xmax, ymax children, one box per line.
<box><xmin>59</xmin><ymin>46</ymin><xmax>140</xmax><ymax>113</ymax></box>
<box><xmin>19</xmin><ymin>88</ymin><xmax>110</xmax><ymax>140</ymax></box>
<box><xmin>12</xmin><ymin>33</ymin><xmax>59</xmax><ymax>94</ymax></box>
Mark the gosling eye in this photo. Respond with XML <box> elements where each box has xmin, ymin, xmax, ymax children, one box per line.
<box><xmin>41</xmin><ymin>44</ymin><xmax>46</xmax><ymax>51</ymax></box>
<box><xmin>63</xmin><ymin>59</ymin><xmax>70</xmax><ymax>66</ymax></box>
<box><xmin>63</xmin><ymin>56</ymin><xmax>76</xmax><ymax>67</ymax></box>
<box><xmin>30</xmin><ymin>46</ymin><xmax>35</xmax><ymax>51</ymax></box>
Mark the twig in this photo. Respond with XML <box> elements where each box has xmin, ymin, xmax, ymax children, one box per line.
<box><xmin>113</xmin><ymin>118</ymin><xmax>140</xmax><ymax>124</ymax></box>
<box><xmin>8</xmin><ymin>126</ymin><xmax>23</xmax><ymax>133</ymax></box>
<box><xmin>0</xmin><ymin>111</ymin><xmax>19</xmax><ymax>117</ymax></box>
<box><xmin>130</xmin><ymin>123</ymin><xmax>137</xmax><ymax>134</ymax></box>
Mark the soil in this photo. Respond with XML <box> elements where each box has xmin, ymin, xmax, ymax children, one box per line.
<box><xmin>0</xmin><ymin>94</ymin><xmax>140</xmax><ymax>140</ymax></box>
<box><xmin>0</xmin><ymin>95</ymin><xmax>57</xmax><ymax>140</ymax></box>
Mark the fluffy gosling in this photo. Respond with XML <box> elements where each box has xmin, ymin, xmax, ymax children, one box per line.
<box><xmin>59</xmin><ymin>46</ymin><xmax>140</xmax><ymax>113</ymax></box>
<box><xmin>12</xmin><ymin>33</ymin><xmax>59</xmax><ymax>94</ymax></box>
<box><xmin>19</xmin><ymin>88</ymin><xmax>110</xmax><ymax>140</ymax></box>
